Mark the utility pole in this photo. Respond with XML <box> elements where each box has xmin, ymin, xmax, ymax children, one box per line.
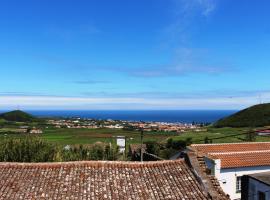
<box><xmin>140</xmin><ymin>124</ymin><xmax>144</xmax><ymax>162</ymax></box>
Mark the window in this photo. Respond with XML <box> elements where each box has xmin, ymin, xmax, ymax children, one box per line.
<box><xmin>236</xmin><ymin>176</ymin><xmax>242</xmax><ymax>193</ymax></box>
<box><xmin>258</xmin><ymin>191</ymin><xmax>266</xmax><ymax>200</ymax></box>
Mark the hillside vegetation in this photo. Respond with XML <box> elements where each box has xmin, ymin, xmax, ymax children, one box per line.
<box><xmin>0</xmin><ymin>110</ymin><xmax>36</xmax><ymax>122</ymax></box>
<box><xmin>214</xmin><ymin>103</ymin><xmax>270</xmax><ymax>127</ymax></box>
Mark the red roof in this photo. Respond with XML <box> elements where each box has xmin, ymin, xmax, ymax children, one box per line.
<box><xmin>210</xmin><ymin>151</ymin><xmax>270</xmax><ymax>168</ymax></box>
<box><xmin>191</xmin><ymin>142</ymin><xmax>270</xmax><ymax>153</ymax></box>
<box><xmin>0</xmin><ymin>160</ymin><xmax>209</xmax><ymax>199</ymax></box>
<box><xmin>190</xmin><ymin>142</ymin><xmax>270</xmax><ymax>169</ymax></box>
<box><xmin>257</xmin><ymin>130</ymin><xmax>270</xmax><ymax>133</ymax></box>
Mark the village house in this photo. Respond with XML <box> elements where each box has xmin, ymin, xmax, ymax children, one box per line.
<box><xmin>241</xmin><ymin>171</ymin><xmax>270</xmax><ymax>200</ymax></box>
<box><xmin>129</xmin><ymin>144</ymin><xmax>147</xmax><ymax>160</ymax></box>
<box><xmin>29</xmin><ymin>128</ymin><xmax>43</xmax><ymax>134</ymax></box>
<box><xmin>256</xmin><ymin>129</ymin><xmax>270</xmax><ymax>136</ymax></box>
<box><xmin>189</xmin><ymin>142</ymin><xmax>270</xmax><ymax>200</ymax></box>
<box><xmin>0</xmin><ymin>160</ymin><xmax>229</xmax><ymax>199</ymax></box>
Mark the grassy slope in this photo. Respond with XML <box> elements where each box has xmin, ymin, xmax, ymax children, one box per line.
<box><xmin>215</xmin><ymin>103</ymin><xmax>270</xmax><ymax>127</ymax></box>
<box><xmin>0</xmin><ymin>110</ymin><xmax>36</xmax><ymax>122</ymax></box>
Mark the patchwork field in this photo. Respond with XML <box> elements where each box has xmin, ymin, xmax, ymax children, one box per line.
<box><xmin>1</xmin><ymin>126</ymin><xmax>270</xmax><ymax>146</ymax></box>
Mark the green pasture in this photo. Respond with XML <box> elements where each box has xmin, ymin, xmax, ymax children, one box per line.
<box><xmin>1</xmin><ymin>126</ymin><xmax>270</xmax><ymax>146</ymax></box>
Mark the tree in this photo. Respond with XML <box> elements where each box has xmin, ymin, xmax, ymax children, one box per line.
<box><xmin>204</xmin><ymin>136</ymin><xmax>210</xmax><ymax>144</ymax></box>
<box><xmin>245</xmin><ymin>129</ymin><xmax>256</xmax><ymax>142</ymax></box>
<box><xmin>145</xmin><ymin>141</ymin><xmax>160</xmax><ymax>155</ymax></box>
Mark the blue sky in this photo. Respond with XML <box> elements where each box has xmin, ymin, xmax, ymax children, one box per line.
<box><xmin>1</xmin><ymin>0</ymin><xmax>270</xmax><ymax>110</ymax></box>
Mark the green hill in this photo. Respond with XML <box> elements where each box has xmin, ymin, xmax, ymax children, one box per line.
<box><xmin>0</xmin><ymin>110</ymin><xmax>36</xmax><ymax>122</ymax></box>
<box><xmin>214</xmin><ymin>103</ymin><xmax>270</xmax><ymax>127</ymax></box>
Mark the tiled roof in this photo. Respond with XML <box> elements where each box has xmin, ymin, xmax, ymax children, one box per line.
<box><xmin>190</xmin><ymin>142</ymin><xmax>270</xmax><ymax>153</ymax></box>
<box><xmin>129</xmin><ymin>144</ymin><xmax>147</xmax><ymax>154</ymax></box>
<box><xmin>210</xmin><ymin>151</ymin><xmax>270</xmax><ymax>168</ymax></box>
<box><xmin>186</xmin><ymin>152</ymin><xmax>230</xmax><ymax>199</ymax></box>
<box><xmin>0</xmin><ymin>160</ymin><xmax>209</xmax><ymax>200</ymax></box>
<box><xmin>190</xmin><ymin>142</ymin><xmax>270</xmax><ymax>169</ymax></box>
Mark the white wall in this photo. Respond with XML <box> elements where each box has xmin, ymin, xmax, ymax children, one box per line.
<box><xmin>116</xmin><ymin>137</ymin><xmax>126</xmax><ymax>153</ymax></box>
<box><xmin>217</xmin><ymin>166</ymin><xmax>270</xmax><ymax>200</ymax></box>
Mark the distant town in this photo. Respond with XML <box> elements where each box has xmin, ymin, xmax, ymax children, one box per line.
<box><xmin>47</xmin><ymin>117</ymin><xmax>206</xmax><ymax>132</ymax></box>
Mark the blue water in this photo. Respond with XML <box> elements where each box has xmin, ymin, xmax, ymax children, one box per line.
<box><xmin>22</xmin><ymin>110</ymin><xmax>237</xmax><ymax>123</ymax></box>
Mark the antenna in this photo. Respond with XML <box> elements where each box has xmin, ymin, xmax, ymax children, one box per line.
<box><xmin>259</xmin><ymin>94</ymin><xmax>262</xmax><ymax>104</ymax></box>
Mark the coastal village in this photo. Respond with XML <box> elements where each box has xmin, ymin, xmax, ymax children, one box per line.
<box><xmin>1</xmin><ymin>105</ymin><xmax>270</xmax><ymax>199</ymax></box>
<box><xmin>47</xmin><ymin>118</ymin><xmax>204</xmax><ymax>133</ymax></box>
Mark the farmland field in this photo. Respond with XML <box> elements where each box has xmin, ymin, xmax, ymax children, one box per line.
<box><xmin>1</xmin><ymin>126</ymin><xmax>270</xmax><ymax>146</ymax></box>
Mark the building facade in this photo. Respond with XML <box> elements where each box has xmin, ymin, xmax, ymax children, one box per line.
<box><xmin>189</xmin><ymin>142</ymin><xmax>270</xmax><ymax>200</ymax></box>
<box><xmin>241</xmin><ymin>172</ymin><xmax>270</xmax><ymax>200</ymax></box>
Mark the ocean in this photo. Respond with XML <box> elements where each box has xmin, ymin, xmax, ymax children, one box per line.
<box><xmin>23</xmin><ymin>110</ymin><xmax>237</xmax><ymax>123</ymax></box>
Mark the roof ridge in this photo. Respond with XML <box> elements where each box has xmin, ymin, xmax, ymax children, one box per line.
<box><xmin>191</xmin><ymin>142</ymin><xmax>270</xmax><ymax>147</ymax></box>
<box><xmin>0</xmin><ymin>159</ymin><xmax>185</xmax><ymax>168</ymax></box>
<box><xmin>209</xmin><ymin>150</ymin><xmax>270</xmax><ymax>155</ymax></box>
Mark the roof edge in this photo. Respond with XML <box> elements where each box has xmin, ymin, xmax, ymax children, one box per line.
<box><xmin>0</xmin><ymin>159</ymin><xmax>185</xmax><ymax>167</ymax></box>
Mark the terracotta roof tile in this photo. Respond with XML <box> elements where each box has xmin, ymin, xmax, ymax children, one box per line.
<box><xmin>191</xmin><ymin>142</ymin><xmax>270</xmax><ymax>153</ymax></box>
<box><xmin>186</xmin><ymin>152</ymin><xmax>230</xmax><ymax>199</ymax></box>
<box><xmin>210</xmin><ymin>151</ymin><xmax>270</xmax><ymax>168</ymax></box>
<box><xmin>190</xmin><ymin>142</ymin><xmax>270</xmax><ymax>169</ymax></box>
<box><xmin>0</xmin><ymin>160</ymin><xmax>209</xmax><ymax>200</ymax></box>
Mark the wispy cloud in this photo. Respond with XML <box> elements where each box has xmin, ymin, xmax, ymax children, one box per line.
<box><xmin>0</xmin><ymin>95</ymin><xmax>259</xmax><ymax>110</ymax></box>
<box><xmin>175</xmin><ymin>0</ymin><xmax>217</xmax><ymax>17</ymax></box>
<box><xmin>164</xmin><ymin>0</ymin><xmax>217</xmax><ymax>46</ymax></box>
<box><xmin>1</xmin><ymin>90</ymin><xmax>269</xmax><ymax>110</ymax></box>
<box><xmin>134</xmin><ymin>0</ymin><xmax>227</xmax><ymax>78</ymax></box>
<box><xmin>129</xmin><ymin>47</ymin><xmax>233</xmax><ymax>77</ymax></box>
<box><xmin>81</xmin><ymin>90</ymin><xmax>270</xmax><ymax>99</ymax></box>
<box><xmin>35</xmin><ymin>0</ymin><xmax>227</xmax><ymax>79</ymax></box>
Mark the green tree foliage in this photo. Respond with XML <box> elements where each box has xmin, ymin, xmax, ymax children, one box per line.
<box><xmin>0</xmin><ymin>137</ymin><xmax>56</xmax><ymax>162</ymax></box>
<box><xmin>0</xmin><ymin>137</ymin><xmax>119</xmax><ymax>162</ymax></box>
<box><xmin>166</xmin><ymin>137</ymin><xmax>192</xmax><ymax>149</ymax></box>
<box><xmin>204</xmin><ymin>136</ymin><xmax>212</xmax><ymax>144</ymax></box>
<box><xmin>145</xmin><ymin>141</ymin><xmax>160</xmax><ymax>155</ymax></box>
<box><xmin>245</xmin><ymin>129</ymin><xmax>256</xmax><ymax>142</ymax></box>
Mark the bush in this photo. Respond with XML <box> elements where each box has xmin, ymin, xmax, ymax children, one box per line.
<box><xmin>145</xmin><ymin>141</ymin><xmax>160</xmax><ymax>155</ymax></box>
<box><xmin>0</xmin><ymin>137</ymin><xmax>119</xmax><ymax>162</ymax></box>
<box><xmin>166</xmin><ymin>137</ymin><xmax>192</xmax><ymax>150</ymax></box>
<box><xmin>0</xmin><ymin>136</ymin><xmax>57</xmax><ymax>162</ymax></box>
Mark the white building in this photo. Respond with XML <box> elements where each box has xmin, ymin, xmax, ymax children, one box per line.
<box><xmin>116</xmin><ymin>136</ymin><xmax>126</xmax><ymax>153</ymax></box>
<box><xmin>189</xmin><ymin>142</ymin><xmax>270</xmax><ymax>200</ymax></box>
<box><xmin>241</xmin><ymin>171</ymin><xmax>270</xmax><ymax>200</ymax></box>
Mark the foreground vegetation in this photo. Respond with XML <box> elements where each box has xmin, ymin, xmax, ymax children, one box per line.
<box><xmin>0</xmin><ymin>137</ymin><xmax>119</xmax><ymax>162</ymax></box>
<box><xmin>1</xmin><ymin>126</ymin><xmax>269</xmax><ymax>162</ymax></box>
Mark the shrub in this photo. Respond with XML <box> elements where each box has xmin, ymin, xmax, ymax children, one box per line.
<box><xmin>0</xmin><ymin>137</ymin><xmax>119</xmax><ymax>162</ymax></box>
<box><xmin>0</xmin><ymin>136</ymin><xmax>57</xmax><ymax>162</ymax></box>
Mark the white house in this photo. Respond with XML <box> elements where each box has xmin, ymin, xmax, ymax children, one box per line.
<box><xmin>241</xmin><ymin>171</ymin><xmax>270</xmax><ymax>200</ymax></box>
<box><xmin>189</xmin><ymin>142</ymin><xmax>270</xmax><ymax>200</ymax></box>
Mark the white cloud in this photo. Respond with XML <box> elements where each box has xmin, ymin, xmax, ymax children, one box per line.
<box><xmin>177</xmin><ymin>0</ymin><xmax>217</xmax><ymax>16</ymax></box>
<box><xmin>0</xmin><ymin>93</ymin><xmax>269</xmax><ymax>110</ymax></box>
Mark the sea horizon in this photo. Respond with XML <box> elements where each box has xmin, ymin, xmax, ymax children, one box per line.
<box><xmin>0</xmin><ymin>110</ymin><xmax>238</xmax><ymax>123</ymax></box>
